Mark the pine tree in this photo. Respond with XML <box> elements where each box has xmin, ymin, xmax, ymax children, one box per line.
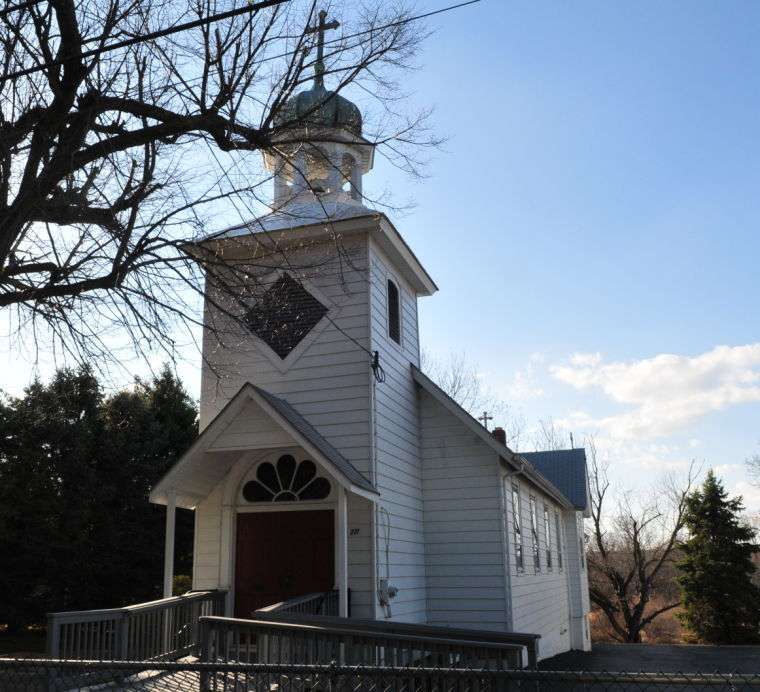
<box><xmin>0</xmin><ymin>365</ymin><xmax>197</xmax><ymax>631</ymax></box>
<box><xmin>677</xmin><ymin>470</ymin><xmax>760</xmax><ymax>643</ymax></box>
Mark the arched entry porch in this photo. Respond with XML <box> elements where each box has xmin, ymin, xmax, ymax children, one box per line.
<box><xmin>149</xmin><ymin>383</ymin><xmax>377</xmax><ymax>620</ymax></box>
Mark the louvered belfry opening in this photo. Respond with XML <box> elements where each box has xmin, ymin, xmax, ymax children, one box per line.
<box><xmin>245</xmin><ymin>274</ymin><xmax>328</xmax><ymax>358</ymax></box>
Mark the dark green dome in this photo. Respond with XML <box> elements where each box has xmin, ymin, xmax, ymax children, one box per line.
<box><xmin>274</xmin><ymin>85</ymin><xmax>362</xmax><ymax>136</ymax></box>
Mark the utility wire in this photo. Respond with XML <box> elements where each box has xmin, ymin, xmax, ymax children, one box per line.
<box><xmin>202</xmin><ymin>139</ymin><xmax>386</xmax><ymax>382</ymax></box>
<box><xmin>209</xmin><ymin>0</ymin><xmax>483</xmax><ymax>70</ymax></box>
<box><xmin>4</xmin><ymin>0</ymin><xmax>290</xmax><ymax>80</ymax></box>
<box><xmin>5</xmin><ymin>0</ymin><xmax>481</xmax><ymax>81</ymax></box>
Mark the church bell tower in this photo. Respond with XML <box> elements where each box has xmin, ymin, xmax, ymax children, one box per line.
<box><xmin>263</xmin><ymin>10</ymin><xmax>374</xmax><ymax>211</ymax></box>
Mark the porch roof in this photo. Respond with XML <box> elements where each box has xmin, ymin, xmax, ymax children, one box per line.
<box><xmin>150</xmin><ymin>382</ymin><xmax>377</xmax><ymax>509</ymax></box>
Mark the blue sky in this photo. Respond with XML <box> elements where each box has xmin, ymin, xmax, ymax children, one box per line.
<box><xmin>4</xmin><ymin>1</ymin><xmax>760</xmax><ymax>509</ymax></box>
<box><xmin>368</xmin><ymin>0</ymin><xmax>760</xmax><ymax>508</ymax></box>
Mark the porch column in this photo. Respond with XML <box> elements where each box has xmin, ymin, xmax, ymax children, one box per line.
<box><xmin>337</xmin><ymin>487</ymin><xmax>349</xmax><ymax>617</ymax></box>
<box><xmin>163</xmin><ymin>492</ymin><xmax>176</xmax><ymax>598</ymax></box>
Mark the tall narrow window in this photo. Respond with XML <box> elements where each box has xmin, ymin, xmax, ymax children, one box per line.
<box><xmin>387</xmin><ymin>279</ymin><xmax>401</xmax><ymax>344</ymax></box>
<box><xmin>544</xmin><ymin>504</ymin><xmax>553</xmax><ymax>569</ymax></box>
<box><xmin>529</xmin><ymin>496</ymin><xmax>540</xmax><ymax>570</ymax></box>
<box><xmin>577</xmin><ymin>514</ymin><xmax>586</xmax><ymax>569</ymax></box>
<box><xmin>555</xmin><ymin>511</ymin><xmax>563</xmax><ymax>570</ymax></box>
<box><xmin>511</xmin><ymin>483</ymin><xmax>523</xmax><ymax>570</ymax></box>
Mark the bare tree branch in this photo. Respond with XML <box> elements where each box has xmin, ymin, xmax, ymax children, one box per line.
<box><xmin>586</xmin><ymin>436</ymin><xmax>697</xmax><ymax>643</ymax></box>
<box><xmin>0</xmin><ymin>0</ymin><xmax>440</xmax><ymax>374</ymax></box>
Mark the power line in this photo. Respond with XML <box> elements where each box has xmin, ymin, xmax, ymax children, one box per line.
<box><xmin>5</xmin><ymin>0</ymin><xmax>290</xmax><ymax>80</ymax></box>
<box><xmin>6</xmin><ymin>0</ymin><xmax>481</xmax><ymax>81</ymax></box>
<box><xmin>201</xmin><ymin>139</ymin><xmax>386</xmax><ymax>381</ymax></box>
<box><xmin>180</xmin><ymin>0</ymin><xmax>485</xmax><ymax>76</ymax></box>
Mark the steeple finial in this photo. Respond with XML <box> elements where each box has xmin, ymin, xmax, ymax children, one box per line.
<box><xmin>306</xmin><ymin>9</ymin><xmax>340</xmax><ymax>88</ymax></box>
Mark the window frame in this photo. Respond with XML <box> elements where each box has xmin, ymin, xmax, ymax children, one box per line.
<box><xmin>529</xmin><ymin>495</ymin><xmax>540</xmax><ymax>571</ymax></box>
<box><xmin>577</xmin><ymin>513</ymin><xmax>586</xmax><ymax>569</ymax></box>
<box><xmin>386</xmin><ymin>278</ymin><xmax>402</xmax><ymax>345</ymax></box>
<box><xmin>543</xmin><ymin>504</ymin><xmax>553</xmax><ymax>570</ymax></box>
<box><xmin>511</xmin><ymin>482</ymin><xmax>524</xmax><ymax>571</ymax></box>
<box><xmin>555</xmin><ymin>511</ymin><xmax>563</xmax><ymax>571</ymax></box>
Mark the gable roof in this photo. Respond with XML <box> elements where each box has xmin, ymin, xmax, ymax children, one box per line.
<box><xmin>150</xmin><ymin>382</ymin><xmax>377</xmax><ymax>508</ymax></box>
<box><xmin>520</xmin><ymin>449</ymin><xmax>589</xmax><ymax>512</ymax></box>
<box><xmin>411</xmin><ymin>365</ymin><xmax>573</xmax><ymax>510</ymax></box>
<box><xmin>252</xmin><ymin>385</ymin><xmax>375</xmax><ymax>494</ymax></box>
<box><xmin>196</xmin><ymin>206</ymin><xmax>438</xmax><ymax>296</ymax></box>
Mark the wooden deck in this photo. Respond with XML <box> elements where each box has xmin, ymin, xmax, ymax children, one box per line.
<box><xmin>540</xmin><ymin>643</ymin><xmax>760</xmax><ymax>673</ymax></box>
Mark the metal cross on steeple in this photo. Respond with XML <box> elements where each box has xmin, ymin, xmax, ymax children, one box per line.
<box><xmin>478</xmin><ymin>411</ymin><xmax>493</xmax><ymax>430</ymax></box>
<box><xmin>305</xmin><ymin>9</ymin><xmax>340</xmax><ymax>88</ymax></box>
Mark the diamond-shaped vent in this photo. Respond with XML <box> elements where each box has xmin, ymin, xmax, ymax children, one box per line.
<box><xmin>244</xmin><ymin>274</ymin><xmax>328</xmax><ymax>359</ymax></box>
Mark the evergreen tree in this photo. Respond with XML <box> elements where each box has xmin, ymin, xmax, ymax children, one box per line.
<box><xmin>0</xmin><ymin>365</ymin><xmax>197</xmax><ymax>632</ymax></box>
<box><xmin>677</xmin><ymin>470</ymin><xmax>760</xmax><ymax>643</ymax></box>
<box><xmin>0</xmin><ymin>367</ymin><xmax>104</xmax><ymax>631</ymax></box>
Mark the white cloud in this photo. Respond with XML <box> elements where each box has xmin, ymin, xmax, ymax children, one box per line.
<box><xmin>550</xmin><ymin>343</ymin><xmax>760</xmax><ymax>440</ymax></box>
<box><xmin>713</xmin><ymin>463</ymin><xmax>741</xmax><ymax>475</ymax></box>
<box><xmin>569</xmin><ymin>352</ymin><xmax>602</xmax><ymax>367</ymax></box>
<box><xmin>731</xmin><ymin>480</ymin><xmax>760</xmax><ymax>513</ymax></box>
<box><xmin>507</xmin><ymin>352</ymin><xmax>545</xmax><ymax>401</ymax></box>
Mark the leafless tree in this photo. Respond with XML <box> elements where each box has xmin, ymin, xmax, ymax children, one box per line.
<box><xmin>421</xmin><ymin>349</ymin><xmax>525</xmax><ymax>447</ymax></box>
<box><xmin>586</xmin><ymin>437</ymin><xmax>697</xmax><ymax>642</ymax></box>
<box><xmin>0</xmin><ymin>0</ymin><xmax>437</xmax><ymax>373</ymax></box>
<box><xmin>747</xmin><ymin>449</ymin><xmax>760</xmax><ymax>486</ymax></box>
<box><xmin>532</xmin><ymin>417</ymin><xmax>572</xmax><ymax>451</ymax></box>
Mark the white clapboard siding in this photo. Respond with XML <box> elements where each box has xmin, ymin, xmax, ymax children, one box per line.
<box><xmin>200</xmin><ymin>234</ymin><xmax>373</xmax><ymax>475</ymax></box>
<box><xmin>562</xmin><ymin>510</ymin><xmax>591</xmax><ymax>650</ymax></box>
<box><xmin>195</xmin><ymin>232</ymin><xmax>380</xmax><ymax>615</ymax></box>
<box><xmin>347</xmin><ymin>494</ymin><xmax>375</xmax><ymax>618</ymax></box>
<box><xmin>368</xmin><ymin>238</ymin><xmax>427</xmax><ymax>623</ymax></box>
<box><xmin>193</xmin><ymin>484</ymin><xmax>224</xmax><ymax>591</ymax></box>
<box><xmin>504</xmin><ymin>478</ymin><xmax>573</xmax><ymax>660</ymax></box>
<box><xmin>418</xmin><ymin>388</ymin><xmax>508</xmax><ymax>631</ymax></box>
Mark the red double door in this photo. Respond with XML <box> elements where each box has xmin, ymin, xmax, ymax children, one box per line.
<box><xmin>234</xmin><ymin>510</ymin><xmax>335</xmax><ymax>618</ymax></box>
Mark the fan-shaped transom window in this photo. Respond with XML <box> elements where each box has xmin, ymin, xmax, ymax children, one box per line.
<box><xmin>242</xmin><ymin>455</ymin><xmax>332</xmax><ymax>503</ymax></box>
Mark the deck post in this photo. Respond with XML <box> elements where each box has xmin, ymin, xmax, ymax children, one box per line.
<box><xmin>163</xmin><ymin>492</ymin><xmax>176</xmax><ymax>598</ymax></box>
<box><xmin>337</xmin><ymin>487</ymin><xmax>349</xmax><ymax>618</ymax></box>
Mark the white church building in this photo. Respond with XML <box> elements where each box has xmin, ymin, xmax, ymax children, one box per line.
<box><xmin>150</xmin><ymin>39</ymin><xmax>592</xmax><ymax>662</ymax></box>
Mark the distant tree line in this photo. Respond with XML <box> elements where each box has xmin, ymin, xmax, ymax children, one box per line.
<box><xmin>0</xmin><ymin>366</ymin><xmax>197</xmax><ymax>632</ymax></box>
<box><xmin>588</xmin><ymin>459</ymin><xmax>760</xmax><ymax>645</ymax></box>
<box><xmin>424</xmin><ymin>350</ymin><xmax>760</xmax><ymax>645</ymax></box>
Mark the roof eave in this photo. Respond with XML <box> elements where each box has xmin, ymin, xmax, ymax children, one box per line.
<box><xmin>150</xmin><ymin>382</ymin><xmax>378</xmax><ymax>508</ymax></box>
<box><xmin>187</xmin><ymin>211</ymin><xmax>438</xmax><ymax>297</ymax></box>
<box><xmin>411</xmin><ymin>366</ymin><xmax>572</xmax><ymax>510</ymax></box>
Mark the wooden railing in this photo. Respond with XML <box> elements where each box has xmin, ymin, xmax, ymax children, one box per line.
<box><xmin>46</xmin><ymin>590</ymin><xmax>226</xmax><ymax>660</ymax></box>
<box><xmin>252</xmin><ymin>611</ymin><xmax>540</xmax><ymax>668</ymax></box>
<box><xmin>198</xmin><ymin>615</ymin><xmax>524</xmax><ymax>671</ymax></box>
<box><xmin>255</xmin><ymin>590</ymin><xmax>340</xmax><ymax>617</ymax></box>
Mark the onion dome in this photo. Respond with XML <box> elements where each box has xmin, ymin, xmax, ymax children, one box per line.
<box><xmin>274</xmin><ymin>84</ymin><xmax>362</xmax><ymax>137</ymax></box>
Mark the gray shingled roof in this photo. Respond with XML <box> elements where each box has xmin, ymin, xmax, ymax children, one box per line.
<box><xmin>253</xmin><ymin>385</ymin><xmax>377</xmax><ymax>494</ymax></box>
<box><xmin>520</xmin><ymin>449</ymin><xmax>589</xmax><ymax>510</ymax></box>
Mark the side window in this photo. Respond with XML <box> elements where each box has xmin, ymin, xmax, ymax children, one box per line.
<box><xmin>529</xmin><ymin>496</ymin><xmax>540</xmax><ymax>571</ymax></box>
<box><xmin>544</xmin><ymin>504</ymin><xmax>552</xmax><ymax>569</ymax></box>
<box><xmin>511</xmin><ymin>482</ymin><xmax>523</xmax><ymax>570</ymax></box>
<box><xmin>387</xmin><ymin>279</ymin><xmax>401</xmax><ymax>344</ymax></box>
<box><xmin>577</xmin><ymin>513</ymin><xmax>586</xmax><ymax>569</ymax></box>
<box><xmin>555</xmin><ymin>511</ymin><xmax>563</xmax><ymax>570</ymax></box>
